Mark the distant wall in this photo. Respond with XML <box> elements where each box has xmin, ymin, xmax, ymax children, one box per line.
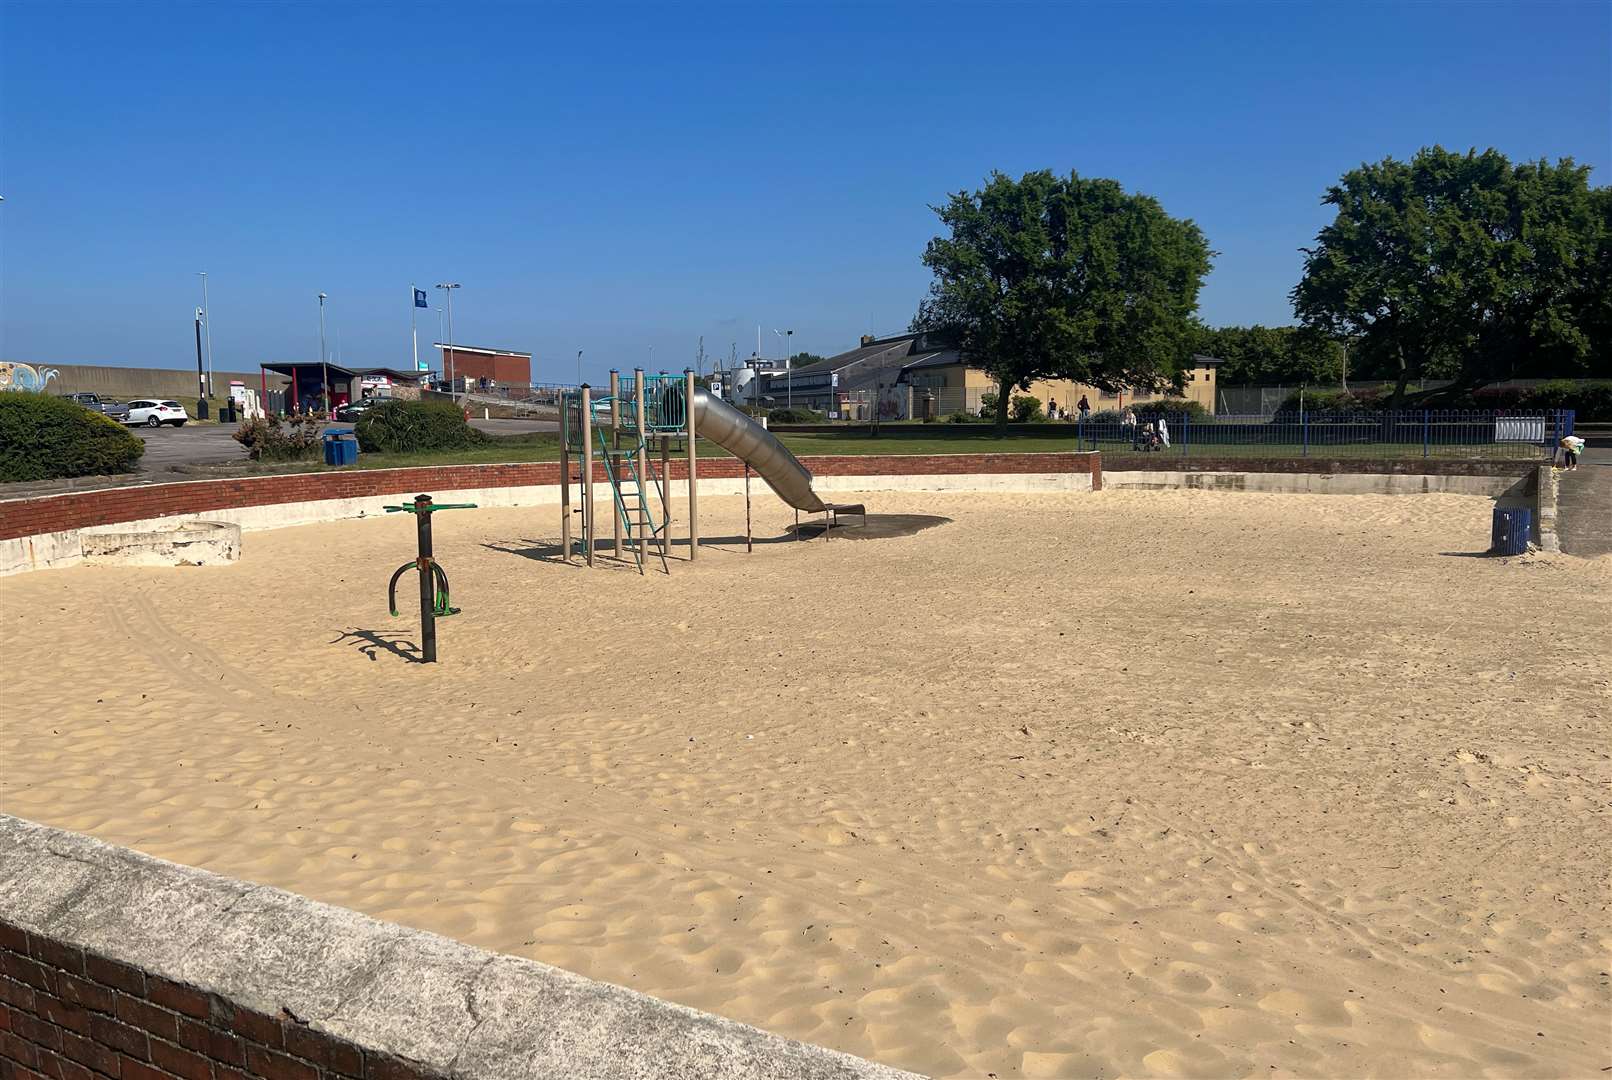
<box><xmin>0</xmin><ymin>815</ymin><xmax>916</xmax><ymax>1080</ymax></box>
<box><xmin>13</xmin><ymin>363</ymin><xmax>289</xmax><ymax>400</ymax></box>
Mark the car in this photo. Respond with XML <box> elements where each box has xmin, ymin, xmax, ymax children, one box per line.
<box><xmin>60</xmin><ymin>392</ymin><xmax>131</xmax><ymax>424</ymax></box>
<box><xmin>334</xmin><ymin>399</ymin><xmax>378</xmax><ymax>421</ymax></box>
<box><xmin>125</xmin><ymin>400</ymin><xmax>189</xmax><ymax>427</ymax></box>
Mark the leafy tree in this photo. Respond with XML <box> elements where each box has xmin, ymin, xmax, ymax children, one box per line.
<box><xmin>1188</xmin><ymin>324</ymin><xmax>1345</xmax><ymax>385</ymax></box>
<box><xmin>1292</xmin><ymin>147</ymin><xmax>1608</xmax><ymax>406</ymax></box>
<box><xmin>915</xmin><ymin>170</ymin><xmax>1212</xmax><ymax>430</ymax></box>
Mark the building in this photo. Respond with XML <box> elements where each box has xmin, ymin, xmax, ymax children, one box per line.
<box><xmin>433</xmin><ymin>343</ymin><xmax>531</xmax><ymax>390</ymax></box>
<box><xmin>899</xmin><ymin>352</ymin><xmax>1221</xmax><ymax>419</ymax></box>
<box><xmin>731</xmin><ymin>331</ymin><xmax>1220</xmax><ymax>419</ymax></box>
<box><xmin>258</xmin><ymin>362</ymin><xmax>423</xmax><ymax>413</ymax></box>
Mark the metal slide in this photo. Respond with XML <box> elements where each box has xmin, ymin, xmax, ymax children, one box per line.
<box><xmin>676</xmin><ymin>388</ymin><xmax>828</xmax><ymax>513</ymax></box>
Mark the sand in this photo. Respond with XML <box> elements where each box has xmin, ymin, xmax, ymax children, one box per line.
<box><xmin>2</xmin><ymin>489</ymin><xmax>1608</xmax><ymax>1079</ymax></box>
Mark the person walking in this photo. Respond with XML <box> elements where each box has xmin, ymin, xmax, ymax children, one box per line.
<box><xmin>1077</xmin><ymin>394</ymin><xmax>1091</xmax><ymax>421</ymax></box>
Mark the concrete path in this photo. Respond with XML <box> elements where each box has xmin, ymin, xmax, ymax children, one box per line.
<box><xmin>1556</xmin><ymin>446</ymin><xmax>1611</xmax><ymax>557</ymax></box>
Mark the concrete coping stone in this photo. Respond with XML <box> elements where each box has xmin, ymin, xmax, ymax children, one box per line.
<box><xmin>0</xmin><ymin>814</ymin><xmax>922</xmax><ymax>1080</ymax></box>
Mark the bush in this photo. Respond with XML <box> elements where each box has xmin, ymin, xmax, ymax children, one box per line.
<box><xmin>979</xmin><ymin>390</ymin><xmax>1000</xmax><ymax>417</ymax></box>
<box><xmin>233</xmin><ymin>414</ymin><xmax>323</xmax><ymax>462</ymax></box>
<box><xmin>354</xmin><ymin>399</ymin><xmax>490</xmax><ymax>453</ymax></box>
<box><xmin>1131</xmin><ymin>398</ymin><xmax>1211</xmax><ymax>418</ymax></box>
<box><xmin>941</xmin><ymin>411</ymin><xmax>987</xmax><ymax>424</ymax></box>
<box><xmin>766</xmin><ymin>407</ymin><xmax>826</xmax><ymax>424</ymax></box>
<box><xmin>0</xmin><ymin>393</ymin><xmax>144</xmax><ymax>482</ymax></box>
<box><xmin>1010</xmin><ymin>394</ymin><xmax>1045</xmax><ymax>423</ymax></box>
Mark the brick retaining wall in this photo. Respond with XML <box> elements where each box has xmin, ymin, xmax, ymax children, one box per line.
<box><xmin>0</xmin><ymin>454</ymin><xmax>1099</xmax><ymax>543</ymax></box>
<box><xmin>0</xmin><ymin>816</ymin><xmax>915</xmax><ymax>1080</ymax></box>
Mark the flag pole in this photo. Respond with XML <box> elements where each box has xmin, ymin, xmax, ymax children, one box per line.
<box><xmin>411</xmin><ymin>283</ymin><xmax>420</xmax><ymax>374</ymax></box>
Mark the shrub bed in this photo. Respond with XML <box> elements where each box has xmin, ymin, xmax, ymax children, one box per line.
<box><xmin>355</xmin><ymin>399</ymin><xmax>490</xmax><ymax>453</ymax></box>
<box><xmin>233</xmin><ymin>415</ymin><xmax>323</xmax><ymax>461</ymax></box>
<box><xmin>0</xmin><ymin>394</ymin><xmax>145</xmax><ymax>482</ymax></box>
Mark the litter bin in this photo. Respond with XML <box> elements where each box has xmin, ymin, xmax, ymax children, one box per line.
<box><xmin>322</xmin><ymin>427</ymin><xmax>358</xmax><ymax>467</ymax></box>
<box><xmin>1490</xmin><ymin>507</ymin><xmax>1532</xmax><ymax>555</ymax></box>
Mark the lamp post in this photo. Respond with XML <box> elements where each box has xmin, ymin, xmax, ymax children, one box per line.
<box><xmin>193</xmin><ymin>307</ymin><xmax>209</xmax><ymax>419</ymax></box>
<box><xmin>197</xmin><ymin>272</ymin><xmax>213</xmax><ymax>397</ymax></box>
<box><xmin>774</xmin><ymin>329</ymin><xmax>794</xmax><ymax>407</ymax></box>
<box><xmin>576</xmin><ymin>349</ymin><xmax>583</xmax><ymax>385</ymax></box>
<box><xmin>317</xmin><ymin>293</ymin><xmax>329</xmax><ymax>415</ymax></box>
<box><xmin>435</xmin><ymin>282</ymin><xmax>461</xmax><ymax>396</ymax></box>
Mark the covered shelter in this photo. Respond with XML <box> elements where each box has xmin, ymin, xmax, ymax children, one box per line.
<box><xmin>258</xmin><ymin>362</ymin><xmax>424</xmax><ymax>414</ymax></box>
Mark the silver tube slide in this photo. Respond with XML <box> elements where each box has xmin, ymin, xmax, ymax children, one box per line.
<box><xmin>674</xmin><ymin>388</ymin><xmax>827</xmax><ymax>513</ymax></box>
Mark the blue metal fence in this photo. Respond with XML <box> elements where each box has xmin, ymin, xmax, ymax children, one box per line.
<box><xmin>1073</xmin><ymin>410</ymin><xmax>1574</xmax><ymax>461</ymax></box>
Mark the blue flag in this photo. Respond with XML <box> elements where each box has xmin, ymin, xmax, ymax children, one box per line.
<box><xmin>413</xmin><ymin>288</ymin><xmax>428</xmax><ymax>308</ymax></box>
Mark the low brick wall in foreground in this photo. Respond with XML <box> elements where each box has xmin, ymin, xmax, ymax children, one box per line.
<box><xmin>0</xmin><ymin>815</ymin><xmax>916</xmax><ymax>1080</ymax></box>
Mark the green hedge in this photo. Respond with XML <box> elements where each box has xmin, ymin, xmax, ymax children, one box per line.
<box><xmin>354</xmin><ymin>399</ymin><xmax>490</xmax><ymax>454</ymax></box>
<box><xmin>767</xmin><ymin>407</ymin><xmax>825</xmax><ymax>424</ymax></box>
<box><xmin>0</xmin><ymin>393</ymin><xmax>145</xmax><ymax>482</ymax></box>
<box><xmin>1130</xmin><ymin>398</ymin><xmax>1211</xmax><ymax>418</ymax></box>
<box><xmin>1277</xmin><ymin>381</ymin><xmax>1612</xmax><ymax>419</ymax></box>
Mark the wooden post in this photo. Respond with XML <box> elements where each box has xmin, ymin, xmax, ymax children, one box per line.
<box><xmin>609</xmin><ymin>370</ymin><xmax>622</xmax><ymax>560</ymax></box>
<box><xmin>634</xmin><ymin>369</ymin><xmax>648</xmax><ymax>561</ymax></box>
<box><xmin>560</xmin><ymin>394</ymin><xmax>571</xmax><ymax>562</ymax></box>
<box><xmin>685</xmin><ymin>369</ymin><xmax>698</xmax><ymax>561</ymax></box>
<box><xmin>580</xmin><ymin>384</ymin><xmax>593</xmax><ymax>567</ymax></box>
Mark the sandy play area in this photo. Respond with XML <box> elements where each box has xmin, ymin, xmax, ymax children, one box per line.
<box><xmin>2</xmin><ymin>489</ymin><xmax>1608</xmax><ymax>1078</ymax></box>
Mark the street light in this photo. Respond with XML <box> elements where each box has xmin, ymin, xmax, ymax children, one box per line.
<box><xmin>773</xmin><ymin>328</ymin><xmax>794</xmax><ymax>407</ymax></box>
<box><xmin>318</xmin><ymin>293</ymin><xmax>329</xmax><ymax>415</ymax></box>
<box><xmin>576</xmin><ymin>349</ymin><xmax>583</xmax><ymax>386</ymax></box>
<box><xmin>436</xmin><ymin>283</ymin><xmax>461</xmax><ymax>396</ymax></box>
<box><xmin>197</xmin><ymin>272</ymin><xmax>213</xmax><ymax>398</ymax></box>
<box><xmin>193</xmin><ymin>307</ymin><xmax>209</xmax><ymax>420</ymax></box>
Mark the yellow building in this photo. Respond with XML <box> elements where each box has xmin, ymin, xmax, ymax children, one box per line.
<box><xmin>898</xmin><ymin>354</ymin><xmax>1220</xmax><ymax>418</ymax></box>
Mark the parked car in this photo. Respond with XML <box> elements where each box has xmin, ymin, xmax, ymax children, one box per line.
<box><xmin>334</xmin><ymin>399</ymin><xmax>376</xmax><ymax>422</ymax></box>
<box><xmin>125</xmin><ymin>400</ymin><xmax>189</xmax><ymax>427</ymax></box>
<box><xmin>60</xmin><ymin>392</ymin><xmax>130</xmax><ymax>423</ymax></box>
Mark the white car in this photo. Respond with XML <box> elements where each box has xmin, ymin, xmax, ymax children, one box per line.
<box><xmin>125</xmin><ymin>399</ymin><xmax>189</xmax><ymax>427</ymax></box>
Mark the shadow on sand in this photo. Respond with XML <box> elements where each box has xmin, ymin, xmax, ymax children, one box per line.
<box><xmin>483</xmin><ymin>514</ymin><xmax>951</xmax><ymax>563</ymax></box>
<box><xmin>330</xmin><ymin>627</ymin><xmax>424</xmax><ymax>663</ymax></box>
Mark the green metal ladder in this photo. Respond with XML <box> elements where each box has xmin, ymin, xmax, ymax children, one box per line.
<box><xmin>596</xmin><ymin>419</ymin><xmax>670</xmax><ymax>575</ymax></box>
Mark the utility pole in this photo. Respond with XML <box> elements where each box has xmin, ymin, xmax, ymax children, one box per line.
<box><xmin>197</xmin><ymin>272</ymin><xmax>213</xmax><ymax>397</ymax></box>
<box><xmin>318</xmin><ymin>293</ymin><xmax>329</xmax><ymax>415</ymax></box>
<box><xmin>193</xmin><ymin>307</ymin><xmax>209</xmax><ymax>419</ymax></box>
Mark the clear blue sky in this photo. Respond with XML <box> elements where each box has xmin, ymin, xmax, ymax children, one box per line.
<box><xmin>2</xmin><ymin>1</ymin><xmax>1607</xmax><ymax>382</ymax></box>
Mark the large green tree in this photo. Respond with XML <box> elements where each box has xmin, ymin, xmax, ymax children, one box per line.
<box><xmin>915</xmin><ymin>170</ymin><xmax>1212</xmax><ymax>430</ymax></box>
<box><xmin>1292</xmin><ymin>147</ymin><xmax>1608</xmax><ymax>406</ymax></box>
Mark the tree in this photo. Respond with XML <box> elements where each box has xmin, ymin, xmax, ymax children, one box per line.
<box><xmin>915</xmin><ymin>170</ymin><xmax>1213</xmax><ymax>430</ymax></box>
<box><xmin>1188</xmin><ymin>324</ymin><xmax>1345</xmax><ymax>386</ymax></box>
<box><xmin>1292</xmin><ymin>147</ymin><xmax>1608</xmax><ymax>407</ymax></box>
<box><xmin>787</xmin><ymin>352</ymin><xmax>827</xmax><ymax>368</ymax></box>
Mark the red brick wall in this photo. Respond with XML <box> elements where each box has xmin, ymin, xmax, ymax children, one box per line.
<box><xmin>0</xmin><ymin>454</ymin><xmax>1100</xmax><ymax>543</ymax></box>
<box><xmin>0</xmin><ymin>919</ymin><xmax>436</xmax><ymax>1080</ymax></box>
<box><xmin>441</xmin><ymin>351</ymin><xmax>528</xmax><ymax>385</ymax></box>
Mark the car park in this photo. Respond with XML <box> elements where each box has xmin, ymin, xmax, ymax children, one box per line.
<box><xmin>334</xmin><ymin>399</ymin><xmax>377</xmax><ymax>421</ymax></box>
<box><xmin>125</xmin><ymin>399</ymin><xmax>189</xmax><ymax>427</ymax></box>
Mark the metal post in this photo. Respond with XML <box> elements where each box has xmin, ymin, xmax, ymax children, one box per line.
<box><xmin>318</xmin><ymin>293</ymin><xmax>329</xmax><ymax>416</ymax></box>
<box><xmin>193</xmin><ymin>311</ymin><xmax>209</xmax><ymax>420</ymax></box>
<box><xmin>1302</xmin><ymin>410</ymin><xmax>1309</xmax><ymax>458</ymax></box>
<box><xmin>581</xmin><ymin>384</ymin><xmax>594</xmax><ymax>567</ymax></box>
<box><xmin>560</xmin><ymin>392</ymin><xmax>572</xmax><ymax>562</ymax></box>
<box><xmin>199</xmin><ymin>272</ymin><xmax>213</xmax><ymax>397</ymax></box>
<box><xmin>745</xmin><ymin>462</ymin><xmax>753</xmax><ymax>553</ymax></box>
<box><xmin>609</xmin><ymin>370</ymin><xmax>622</xmax><ymax>559</ymax></box>
<box><xmin>634</xmin><ymin>369</ymin><xmax>648</xmax><ymax>560</ymax></box>
<box><xmin>660</xmin><ymin>434</ymin><xmax>669</xmax><ymax>539</ymax></box>
<box><xmin>1181</xmin><ymin>412</ymin><xmax>1189</xmax><ymax>456</ymax></box>
<box><xmin>685</xmin><ymin>369</ymin><xmax>698</xmax><ymax>561</ymax></box>
<box><xmin>1423</xmin><ymin>410</ymin><xmax>1430</xmax><ymax>459</ymax></box>
<box><xmin>415</xmin><ymin>495</ymin><xmax>437</xmax><ymax>664</ymax></box>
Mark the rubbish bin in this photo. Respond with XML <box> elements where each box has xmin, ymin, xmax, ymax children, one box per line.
<box><xmin>322</xmin><ymin>427</ymin><xmax>358</xmax><ymax>467</ymax></box>
<box><xmin>1490</xmin><ymin>507</ymin><xmax>1532</xmax><ymax>555</ymax></box>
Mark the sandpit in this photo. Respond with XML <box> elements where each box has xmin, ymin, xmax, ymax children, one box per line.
<box><xmin>1</xmin><ymin>489</ymin><xmax>1607</xmax><ymax>1079</ymax></box>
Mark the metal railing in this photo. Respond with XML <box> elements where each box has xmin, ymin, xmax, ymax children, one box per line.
<box><xmin>1073</xmin><ymin>410</ymin><xmax>1573</xmax><ymax>461</ymax></box>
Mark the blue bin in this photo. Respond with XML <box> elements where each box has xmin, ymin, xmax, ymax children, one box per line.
<box><xmin>322</xmin><ymin>428</ymin><xmax>358</xmax><ymax>467</ymax></box>
<box><xmin>1490</xmin><ymin>507</ymin><xmax>1532</xmax><ymax>555</ymax></box>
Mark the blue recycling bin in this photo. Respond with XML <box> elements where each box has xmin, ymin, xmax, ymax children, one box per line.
<box><xmin>1490</xmin><ymin>507</ymin><xmax>1532</xmax><ymax>555</ymax></box>
<box><xmin>322</xmin><ymin>427</ymin><xmax>358</xmax><ymax>467</ymax></box>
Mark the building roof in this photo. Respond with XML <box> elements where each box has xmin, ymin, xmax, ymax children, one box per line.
<box><xmin>259</xmin><ymin>362</ymin><xmax>423</xmax><ymax>381</ymax></box>
<box><xmin>431</xmin><ymin>343</ymin><xmax>533</xmax><ymax>358</ymax></box>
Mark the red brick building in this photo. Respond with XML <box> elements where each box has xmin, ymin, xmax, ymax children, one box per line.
<box><xmin>434</xmin><ymin>343</ymin><xmax>531</xmax><ymax>388</ymax></box>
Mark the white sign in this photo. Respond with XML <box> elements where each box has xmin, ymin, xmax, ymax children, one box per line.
<box><xmin>1495</xmin><ymin>417</ymin><xmax>1544</xmax><ymax>442</ymax></box>
<box><xmin>710</xmin><ymin>380</ymin><xmax>723</xmax><ymax>397</ymax></box>
<box><xmin>830</xmin><ymin>372</ymin><xmax>839</xmax><ymax>387</ymax></box>
<box><xmin>360</xmin><ymin>374</ymin><xmax>392</xmax><ymax>391</ymax></box>
<box><xmin>829</xmin><ymin>411</ymin><xmax>840</xmax><ymax>420</ymax></box>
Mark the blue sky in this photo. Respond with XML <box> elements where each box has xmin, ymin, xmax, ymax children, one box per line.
<box><xmin>2</xmin><ymin>1</ymin><xmax>1607</xmax><ymax>381</ymax></box>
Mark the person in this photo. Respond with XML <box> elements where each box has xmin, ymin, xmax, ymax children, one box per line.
<box><xmin>1559</xmin><ymin>434</ymin><xmax>1586</xmax><ymax>470</ymax></box>
<box><xmin>1078</xmin><ymin>395</ymin><xmax>1091</xmax><ymax>421</ymax></box>
<box><xmin>1157</xmin><ymin>415</ymin><xmax>1171</xmax><ymax>448</ymax></box>
<box><xmin>1048</xmin><ymin>399</ymin><xmax>1059</xmax><ymax>421</ymax></box>
<box><xmin>1122</xmin><ymin>407</ymin><xmax>1137</xmax><ymax>430</ymax></box>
